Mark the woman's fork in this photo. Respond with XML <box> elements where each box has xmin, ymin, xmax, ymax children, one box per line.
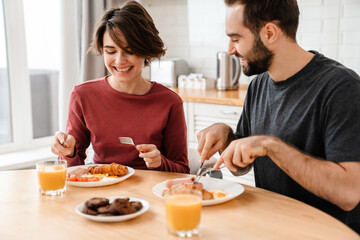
<box><xmin>119</xmin><ymin>137</ymin><xmax>143</xmax><ymax>154</ymax></box>
<box><xmin>119</xmin><ymin>137</ymin><xmax>136</xmax><ymax>147</ymax></box>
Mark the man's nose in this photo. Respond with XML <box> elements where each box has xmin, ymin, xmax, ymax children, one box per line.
<box><xmin>228</xmin><ymin>41</ymin><xmax>237</xmax><ymax>56</ymax></box>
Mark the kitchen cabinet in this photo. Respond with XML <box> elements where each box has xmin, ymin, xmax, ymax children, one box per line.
<box><xmin>185</xmin><ymin>102</ymin><xmax>242</xmax><ymax>148</ymax></box>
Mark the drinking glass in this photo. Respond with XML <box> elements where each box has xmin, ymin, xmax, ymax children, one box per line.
<box><xmin>36</xmin><ymin>160</ymin><xmax>67</xmax><ymax>196</ymax></box>
<box><xmin>165</xmin><ymin>187</ymin><xmax>202</xmax><ymax>237</ymax></box>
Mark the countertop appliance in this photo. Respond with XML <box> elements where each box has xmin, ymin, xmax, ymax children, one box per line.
<box><xmin>216</xmin><ymin>51</ymin><xmax>241</xmax><ymax>90</ymax></box>
<box><xmin>150</xmin><ymin>58</ymin><xmax>189</xmax><ymax>87</ymax></box>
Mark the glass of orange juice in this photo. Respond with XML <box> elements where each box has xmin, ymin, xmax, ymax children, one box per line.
<box><xmin>165</xmin><ymin>188</ymin><xmax>202</xmax><ymax>237</ymax></box>
<box><xmin>36</xmin><ymin>160</ymin><xmax>67</xmax><ymax>196</ymax></box>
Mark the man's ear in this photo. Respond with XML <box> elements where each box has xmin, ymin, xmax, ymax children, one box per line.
<box><xmin>260</xmin><ymin>22</ymin><xmax>278</xmax><ymax>45</ymax></box>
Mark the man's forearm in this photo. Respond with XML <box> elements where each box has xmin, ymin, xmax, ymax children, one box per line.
<box><xmin>264</xmin><ymin>136</ymin><xmax>360</xmax><ymax>211</ymax></box>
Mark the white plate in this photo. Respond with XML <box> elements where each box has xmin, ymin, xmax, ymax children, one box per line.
<box><xmin>66</xmin><ymin>164</ymin><xmax>135</xmax><ymax>187</ymax></box>
<box><xmin>75</xmin><ymin>196</ymin><xmax>149</xmax><ymax>222</ymax></box>
<box><xmin>152</xmin><ymin>177</ymin><xmax>244</xmax><ymax>206</ymax></box>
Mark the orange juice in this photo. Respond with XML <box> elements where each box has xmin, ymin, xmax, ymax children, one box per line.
<box><xmin>37</xmin><ymin>165</ymin><xmax>67</xmax><ymax>191</ymax></box>
<box><xmin>165</xmin><ymin>194</ymin><xmax>202</xmax><ymax>231</ymax></box>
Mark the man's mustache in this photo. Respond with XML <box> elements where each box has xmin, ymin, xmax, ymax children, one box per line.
<box><xmin>234</xmin><ymin>53</ymin><xmax>242</xmax><ymax>58</ymax></box>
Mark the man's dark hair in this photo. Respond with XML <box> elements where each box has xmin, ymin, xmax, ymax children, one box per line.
<box><xmin>225</xmin><ymin>0</ymin><xmax>299</xmax><ymax>40</ymax></box>
<box><xmin>89</xmin><ymin>1</ymin><xmax>166</xmax><ymax>66</ymax></box>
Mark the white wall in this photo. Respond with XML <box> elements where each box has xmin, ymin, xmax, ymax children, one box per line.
<box><xmin>142</xmin><ymin>0</ymin><xmax>360</xmax><ymax>84</ymax></box>
<box><xmin>297</xmin><ymin>0</ymin><xmax>360</xmax><ymax>74</ymax></box>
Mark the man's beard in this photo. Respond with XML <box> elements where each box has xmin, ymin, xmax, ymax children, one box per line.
<box><xmin>241</xmin><ymin>35</ymin><xmax>273</xmax><ymax>76</ymax></box>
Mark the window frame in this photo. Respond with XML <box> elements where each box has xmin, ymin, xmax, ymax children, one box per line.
<box><xmin>1</xmin><ymin>0</ymin><xmax>52</xmax><ymax>154</ymax></box>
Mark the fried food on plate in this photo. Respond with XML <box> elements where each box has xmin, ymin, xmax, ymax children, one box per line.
<box><xmin>67</xmin><ymin>168</ymin><xmax>89</xmax><ymax>179</ymax></box>
<box><xmin>67</xmin><ymin>163</ymin><xmax>128</xmax><ymax>182</ymax></box>
<box><xmin>88</xmin><ymin>162</ymin><xmax>128</xmax><ymax>176</ymax></box>
<box><xmin>165</xmin><ymin>177</ymin><xmax>195</xmax><ymax>188</ymax></box>
<box><xmin>163</xmin><ymin>177</ymin><xmax>215</xmax><ymax>200</ymax></box>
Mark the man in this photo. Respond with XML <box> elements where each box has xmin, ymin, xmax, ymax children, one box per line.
<box><xmin>197</xmin><ymin>0</ymin><xmax>360</xmax><ymax>233</ymax></box>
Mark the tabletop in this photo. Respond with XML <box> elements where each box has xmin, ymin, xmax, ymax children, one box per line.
<box><xmin>0</xmin><ymin>169</ymin><xmax>358</xmax><ymax>240</ymax></box>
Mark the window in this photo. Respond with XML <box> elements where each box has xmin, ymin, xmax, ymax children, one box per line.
<box><xmin>0</xmin><ymin>0</ymin><xmax>60</xmax><ymax>153</ymax></box>
<box><xmin>23</xmin><ymin>0</ymin><xmax>60</xmax><ymax>139</ymax></box>
<box><xmin>0</xmin><ymin>0</ymin><xmax>12</xmax><ymax>144</ymax></box>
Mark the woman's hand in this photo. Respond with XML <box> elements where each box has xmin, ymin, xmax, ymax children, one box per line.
<box><xmin>51</xmin><ymin>131</ymin><xmax>76</xmax><ymax>157</ymax></box>
<box><xmin>136</xmin><ymin>144</ymin><xmax>162</xmax><ymax>169</ymax></box>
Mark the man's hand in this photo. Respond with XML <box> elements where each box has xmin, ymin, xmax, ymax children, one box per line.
<box><xmin>197</xmin><ymin>123</ymin><xmax>235</xmax><ymax>163</ymax></box>
<box><xmin>214</xmin><ymin>135</ymin><xmax>268</xmax><ymax>171</ymax></box>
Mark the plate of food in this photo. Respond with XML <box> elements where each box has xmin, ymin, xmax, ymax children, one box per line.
<box><xmin>152</xmin><ymin>177</ymin><xmax>244</xmax><ymax>206</ymax></box>
<box><xmin>66</xmin><ymin>163</ymin><xmax>135</xmax><ymax>187</ymax></box>
<box><xmin>75</xmin><ymin>196</ymin><xmax>149</xmax><ymax>222</ymax></box>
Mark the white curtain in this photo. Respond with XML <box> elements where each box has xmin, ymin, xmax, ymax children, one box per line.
<box><xmin>59</xmin><ymin>0</ymin><xmax>126</xmax><ymax>130</ymax></box>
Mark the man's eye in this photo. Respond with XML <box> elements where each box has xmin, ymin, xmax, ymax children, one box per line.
<box><xmin>231</xmin><ymin>39</ymin><xmax>239</xmax><ymax>43</ymax></box>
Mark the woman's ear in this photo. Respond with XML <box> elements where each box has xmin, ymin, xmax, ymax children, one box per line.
<box><xmin>260</xmin><ymin>22</ymin><xmax>278</xmax><ymax>45</ymax></box>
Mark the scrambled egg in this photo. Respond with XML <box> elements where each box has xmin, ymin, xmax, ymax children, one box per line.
<box><xmin>81</xmin><ymin>173</ymin><xmax>107</xmax><ymax>179</ymax></box>
<box><xmin>101</xmin><ymin>175</ymin><xmax>119</xmax><ymax>181</ymax></box>
<box><xmin>81</xmin><ymin>173</ymin><xmax>119</xmax><ymax>181</ymax></box>
<box><xmin>210</xmin><ymin>189</ymin><xmax>227</xmax><ymax>199</ymax></box>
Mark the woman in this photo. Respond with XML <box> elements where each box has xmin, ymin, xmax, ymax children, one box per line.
<box><xmin>51</xmin><ymin>1</ymin><xmax>189</xmax><ymax>173</ymax></box>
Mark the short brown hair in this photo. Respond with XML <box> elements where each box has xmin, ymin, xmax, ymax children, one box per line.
<box><xmin>89</xmin><ymin>1</ymin><xmax>166</xmax><ymax>66</ymax></box>
<box><xmin>225</xmin><ymin>0</ymin><xmax>299</xmax><ymax>40</ymax></box>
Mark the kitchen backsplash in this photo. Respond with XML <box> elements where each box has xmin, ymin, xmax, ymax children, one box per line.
<box><xmin>141</xmin><ymin>0</ymin><xmax>360</xmax><ymax>84</ymax></box>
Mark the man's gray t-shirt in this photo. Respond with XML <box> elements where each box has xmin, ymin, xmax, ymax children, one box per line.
<box><xmin>235</xmin><ymin>51</ymin><xmax>360</xmax><ymax>232</ymax></box>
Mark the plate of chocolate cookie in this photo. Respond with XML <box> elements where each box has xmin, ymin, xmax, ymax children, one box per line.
<box><xmin>75</xmin><ymin>196</ymin><xmax>149</xmax><ymax>222</ymax></box>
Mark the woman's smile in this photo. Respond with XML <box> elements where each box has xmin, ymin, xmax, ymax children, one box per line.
<box><xmin>113</xmin><ymin>65</ymin><xmax>133</xmax><ymax>73</ymax></box>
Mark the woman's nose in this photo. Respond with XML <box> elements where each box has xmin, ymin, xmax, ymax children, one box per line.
<box><xmin>115</xmin><ymin>51</ymin><xmax>126</xmax><ymax>64</ymax></box>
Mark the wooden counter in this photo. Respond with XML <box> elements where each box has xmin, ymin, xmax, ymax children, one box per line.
<box><xmin>170</xmin><ymin>85</ymin><xmax>248</xmax><ymax>106</ymax></box>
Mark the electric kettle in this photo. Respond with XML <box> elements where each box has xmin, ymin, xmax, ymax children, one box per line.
<box><xmin>216</xmin><ymin>51</ymin><xmax>241</xmax><ymax>90</ymax></box>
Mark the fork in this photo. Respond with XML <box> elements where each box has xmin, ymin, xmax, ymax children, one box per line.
<box><xmin>193</xmin><ymin>162</ymin><xmax>204</xmax><ymax>183</ymax></box>
<box><xmin>119</xmin><ymin>137</ymin><xmax>136</xmax><ymax>147</ymax></box>
<box><xmin>119</xmin><ymin>137</ymin><xmax>144</xmax><ymax>154</ymax></box>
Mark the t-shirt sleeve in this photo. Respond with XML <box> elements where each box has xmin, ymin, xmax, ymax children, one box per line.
<box><xmin>235</xmin><ymin>84</ymin><xmax>253</xmax><ymax>139</ymax></box>
<box><xmin>59</xmin><ymin>87</ymin><xmax>90</xmax><ymax>167</ymax></box>
<box><xmin>157</xmin><ymin>101</ymin><xmax>190</xmax><ymax>173</ymax></box>
<box><xmin>322</xmin><ymin>77</ymin><xmax>360</xmax><ymax>163</ymax></box>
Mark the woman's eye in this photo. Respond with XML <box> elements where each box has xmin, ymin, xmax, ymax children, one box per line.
<box><xmin>125</xmin><ymin>49</ymin><xmax>134</xmax><ymax>55</ymax></box>
<box><xmin>105</xmin><ymin>50</ymin><xmax>116</xmax><ymax>54</ymax></box>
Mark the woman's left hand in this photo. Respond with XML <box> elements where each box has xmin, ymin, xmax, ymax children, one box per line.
<box><xmin>136</xmin><ymin>144</ymin><xmax>162</xmax><ymax>169</ymax></box>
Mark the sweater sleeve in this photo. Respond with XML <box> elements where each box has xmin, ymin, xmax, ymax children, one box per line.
<box><xmin>156</xmin><ymin>101</ymin><xmax>189</xmax><ymax>173</ymax></box>
<box><xmin>59</xmin><ymin>88</ymin><xmax>90</xmax><ymax>167</ymax></box>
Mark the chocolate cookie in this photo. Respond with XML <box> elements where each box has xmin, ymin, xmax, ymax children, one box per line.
<box><xmin>82</xmin><ymin>206</ymin><xmax>98</xmax><ymax>215</ymax></box>
<box><xmin>97</xmin><ymin>204</ymin><xmax>111</xmax><ymax>214</ymax></box>
<box><xmin>85</xmin><ymin>197</ymin><xmax>110</xmax><ymax>209</ymax></box>
<box><xmin>130</xmin><ymin>201</ymin><xmax>143</xmax><ymax>211</ymax></box>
